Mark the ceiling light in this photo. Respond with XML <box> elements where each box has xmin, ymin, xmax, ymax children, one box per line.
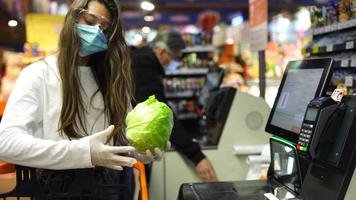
<box><xmin>144</xmin><ymin>15</ymin><xmax>155</xmax><ymax>22</ymax></box>
<box><xmin>8</xmin><ymin>20</ymin><xmax>18</xmax><ymax>27</ymax></box>
<box><xmin>226</xmin><ymin>38</ymin><xmax>234</xmax><ymax>44</ymax></box>
<box><xmin>276</xmin><ymin>17</ymin><xmax>290</xmax><ymax>32</ymax></box>
<box><xmin>231</xmin><ymin>15</ymin><xmax>244</xmax><ymax>26</ymax></box>
<box><xmin>142</xmin><ymin>26</ymin><xmax>151</xmax><ymax>34</ymax></box>
<box><xmin>135</xmin><ymin>33</ymin><xmax>143</xmax><ymax>42</ymax></box>
<box><xmin>141</xmin><ymin>1</ymin><xmax>155</xmax><ymax>11</ymax></box>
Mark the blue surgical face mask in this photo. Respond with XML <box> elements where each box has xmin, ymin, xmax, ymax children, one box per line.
<box><xmin>165</xmin><ymin>60</ymin><xmax>181</xmax><ymax>74</ymax></box>
<box><xmin>76</xmin><ymin>23</ymin><xmax>108</xmax><ymax>57</ymax></box>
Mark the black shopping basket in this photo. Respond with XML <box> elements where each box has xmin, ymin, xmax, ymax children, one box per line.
<box><xmin>0</xmin><ymin>164</ymin><xmax>137</xmax><ymax>200</ymax></box>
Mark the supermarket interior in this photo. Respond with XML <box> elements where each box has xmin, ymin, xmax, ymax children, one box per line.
<box><xmin>0</xmin><ymin>0</ymin><xmax>356</xmax><ymax>199</ymax></box>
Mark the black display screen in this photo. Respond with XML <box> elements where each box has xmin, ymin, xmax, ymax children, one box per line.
<box><xmin>265</xmin><ymin>58</ymin><xmax>333</xmax><ymax>144</ymax></box>
<box><xmin>305</xmin><ymin>108</ymin><xmax>319</xmax><ymax>121</ymax></box>
<box><xmin>198</xmin><ymin>70</ymin><xmax>224</xmax><ymax>107</ymax></box>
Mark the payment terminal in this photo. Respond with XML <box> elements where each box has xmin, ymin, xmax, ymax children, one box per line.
<box><xmin>178</xmin><ymin>58</ymin><xmax>336</xmax><ymax>200</ymax></box>
<box><xmin>296</xmin><ymin>97</ymin><xmax>337</xmax><ymax>157</ymax></box>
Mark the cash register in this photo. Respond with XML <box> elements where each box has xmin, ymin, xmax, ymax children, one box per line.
<box><xmin>179</xmin><ymin>57</ymin><xmax>356</xmax><ymax>200</ymax></box>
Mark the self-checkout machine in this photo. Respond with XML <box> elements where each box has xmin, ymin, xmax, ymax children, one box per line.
<box><xmin>178</xmin><ymin>58</ymin><xmax>356</xmax><ymax>200</ymax></box>
<box><xmin>149</xmin><ymin>88</ymin><xmax>272</xmax><ymax>199</ymax></box>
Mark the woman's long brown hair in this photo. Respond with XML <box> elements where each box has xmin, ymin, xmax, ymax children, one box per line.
<box><xmin>57</xmin><ymin>0</ymin><xmax>133</xmax><ymax>145</ymax></box>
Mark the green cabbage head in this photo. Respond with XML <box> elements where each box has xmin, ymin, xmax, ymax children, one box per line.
<box><xmin>126</xmin><ymin>95</ymin><xmax>174</xmax><ymax>153</ymax></box>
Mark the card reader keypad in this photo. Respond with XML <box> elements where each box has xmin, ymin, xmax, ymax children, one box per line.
<box><xmin>297</xmin><ymin>123</ymin><xmax>314</xmax><ymax>152</ymax></box>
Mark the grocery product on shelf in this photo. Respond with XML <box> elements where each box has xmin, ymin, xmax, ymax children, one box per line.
<box><xmin>310</xmin><ymin>0</ymin><xmax>354</xmax><ymax>28</ymax></box>
<box><xmin>339</xmin><ymin>0</ymin><xmax>351</xmax><ymax>22</ymax></box>
<box><xmin>182</xmin><ymin>32</ymin><xmax>212</xmax><ymax>47</ymax></box>
<box><xmin>352</xmin><ymin>0</ymin><xmax>356</xmax><ymax>18</ymax></box>
<box><xmin>304</xmin><ymin>4</ymin><xmax>356</xmax><ymax>96</ymax></box>
<box><xmin>164</xmin><ymin>77</ymin><xmax>205</xmax><ymax>98</ymax></box>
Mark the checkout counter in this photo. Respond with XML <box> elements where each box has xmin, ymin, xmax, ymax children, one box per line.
<box><xmin>178</xmin><ymin>58</ymin><xmax>356</xmax><ymax>200</ymax></box>
<box><xmin>149</xmin><ymin>90</ymin><xmax>271</xmax><ymax>200</ymax></box>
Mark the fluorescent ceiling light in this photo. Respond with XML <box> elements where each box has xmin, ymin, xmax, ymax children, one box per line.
<box><xmin>8</xmin><ymin>20</ymin><xmax>18</xmax><ymax>27</ymax></box>
<box><xmin>144</xmin><ymin>15</ymin><xmax>155</xmax><ymax>22</ymax></box>
<box><xmin>141</xmin><ymin>1</ymin><xmax>155</xmax><ymax>11</ymax></box>
<box><xmin>135</xmin><ymin>33</ymin><xmax>143</xmax><ymax>43</ymax></box>
<box><xmin>226</xmin><ymin>38</ymin><xmax>234</xmax><ymax>44</ymax></box>
<box><xmin>142</xmin><ymin>26</ymin><xmax>151</xmax><ymax>34</ymax></box>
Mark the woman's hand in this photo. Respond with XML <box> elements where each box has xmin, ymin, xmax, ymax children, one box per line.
<box><xmin>130</xmin><ymin>141</ymin><xmax>171</xmax><ymax>164</ymax></box>
<box><xmin>85</xmin><ymin>125</ymin><xmax>137</xmax><ymax>170</ymax></box>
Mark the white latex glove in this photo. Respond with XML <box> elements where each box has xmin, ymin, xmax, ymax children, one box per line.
<box><xmin>130</xmin><ymin>141</ymin><xmax>171</xmax><ymax>164</ymax></box>
<box><xmin>85</xmin><ymin>125</ymin><xmax>137</xmax><ymax>170</ymax></box>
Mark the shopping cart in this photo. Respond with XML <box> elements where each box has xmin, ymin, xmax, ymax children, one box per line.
<box><xmin>0</xmin><ymin>161</ymin><xmax>148</xmax><ymax>200</ymax></box>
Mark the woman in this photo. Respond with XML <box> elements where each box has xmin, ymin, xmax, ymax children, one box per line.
<box><xmin>0</xmin><ymin>0</ymin><xmax>160</xmax><ymax>199</ymax></box>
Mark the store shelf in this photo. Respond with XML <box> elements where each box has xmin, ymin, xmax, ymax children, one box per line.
<box><xmin>312</xmin><ymin>19</ymin><xmax>356</xmax><ymax>36</ymax></box>
<box><xmin>333</xmin><ymin>59</ymin><xmax>356</xmax><ymax>68</ymax></box>
<box><xmin>246</xmin><ymin>78</ymin><xmax>281</xmax><ymax>87</ymax></box>
<box><xmin>166</xmin><ymin>91</ymin><xmax>198</xmax><ymax>100</ymax></box>
<box><xmin>165</xmin><ymin>68</ymin><xmax>208</xmax><ymax>77</ymax></box>
<box><xmin>303</xmin><ymin>40</ymin><xmax>356</xmax><ymax>55</ymax></box>
<box><xmin>165</xmin><ymin>94</ymin><xmax>198</xmax><ymax>100</ymax></box>
<box><xmin>182</xmin><ymin>45</ymin><xmax>214</xmax><ymax>53</ymax></box>
<box><xmin>177</xmin><ymin>113</ymin><xmax>199</xmax><ymax>120</ymax></box>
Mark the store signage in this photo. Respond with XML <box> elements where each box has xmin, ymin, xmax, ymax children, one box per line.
<box><xmin>346</xmin><ymin>41</ymin><xmax>354</xmax><ymax>50</ymax></box>
<box><xmin>249</xmin><ymin>0</ymin><xmax>268</xmax><ymax>51</ymax></box>
<box><xmin>326</xmin><ymin>45</ymin><xmax>333</xmax><ymax>52</ymax></box>
<box><xmin>345</xmin><ymin>76</ymin><xmax>354</xmax><ymax>87</ymax></box>
<box><xmin>352</xmin><ymin>60</ymin><xmax>356</xmax><ymax>67</ymax></box>
<box><xmin>341</xmin><ymin>59</ymin><xmax>349</xmax><ymax>67</ymax></box>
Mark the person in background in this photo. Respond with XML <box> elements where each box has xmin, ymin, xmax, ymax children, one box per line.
<box><xmin>0</xmin><ymin>0</ymin><xmax>164</xmax><ymax>199</ymax></box>
<box><xmin>131</xmin><ymin>29</ymin><xmax>217</xmax><ymax>182</ymax></box>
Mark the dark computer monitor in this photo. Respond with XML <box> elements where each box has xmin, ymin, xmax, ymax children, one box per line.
<box><xmin>265</xmin><ymin>58</ymin><xmax>333</xmax><ymax>144</ymax></box>
<box><xmin>205</xmin><ymin>87</ymin><xmax>236</xmax><ymax>145</ymax></box>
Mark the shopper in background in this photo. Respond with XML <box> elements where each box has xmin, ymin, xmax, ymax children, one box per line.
<box><xmin>131</xmin><ymin>29</ymin><xmax>217</xmax><ymax>182</ymax></box>
<box><xmin>0</xmin><ymin>0</ymin><xmax>162</xmax><ymax>199</ymax></box>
